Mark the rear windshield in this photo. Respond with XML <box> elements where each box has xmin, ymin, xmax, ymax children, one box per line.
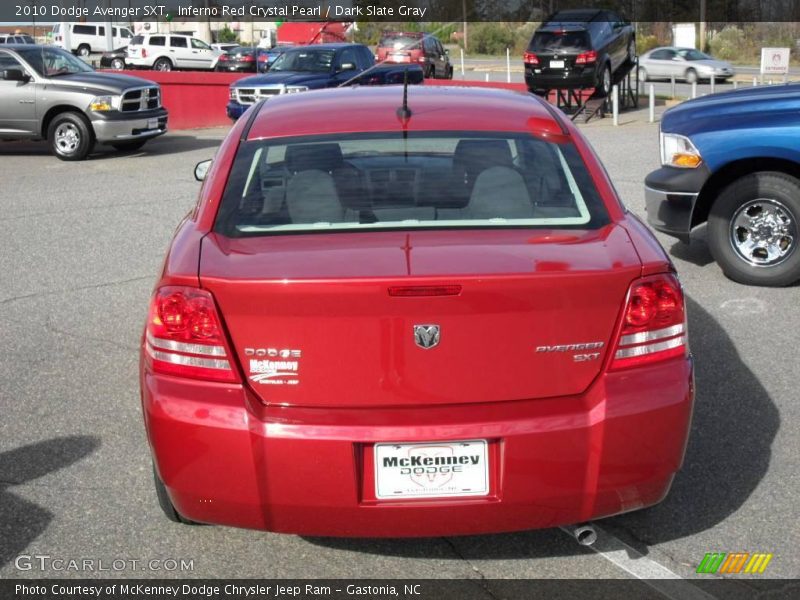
<box><xmin>379</xmin><ymin>34</ymin><xmax>423</xmax><ymax>49</ymax></box>
<box><xmin>214</xmin><ymin>132</ymin><xmax>609</xmax><ymax>237</ymax></box>
<box><xmin>131</xmin><ymin>35</ymin><xmax>144</xmax><ymax>45</ymax></box>
<box><xmin>529</xmin><ymin>31</ymin><xmax>590</xmax><ymax>51</ymax></box>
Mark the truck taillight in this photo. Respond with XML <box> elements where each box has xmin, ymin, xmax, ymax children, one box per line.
<box><xmin>141</xmin><ymin>48</ymin><xmax>147</xmax><ymax>58</ymax></box>
<box><xmin>144</xmin><ymin>287</ymin><xmax>239</xmax><ymax>383</ymax></box>
<box><xmin>575</xmin><ymin>50</ymin><xmax>597</xmax><ymax>65</ymax></box>
<box><xmin>523</xmin><ymin>52</ymin><xmax>539</xmax><ymax>65</ymax></box>
<box><xmin>610</xmin><ymin>274</ymin><xmax>688</xmax><ymax>370</ymax></box>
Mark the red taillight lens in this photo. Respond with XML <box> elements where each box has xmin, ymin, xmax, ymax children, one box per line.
<box><xmin>144</xmin><ymin>287</ymin><xmax>239</xmax><ymax>383</ymax></box>
<box><xmin>219</xmin><ymin>55</ymin><xmax>229</xmax><ymax>62</ymax></box>
<box><xmin>610</xmin><ymin>274</ymin><xmax>688</xmax><ymax>370</ymax></box>
<box><xmin>258</xmin><ymin>54</ymin><xmax>267</xmax><ymax>62</ymax></box>
<box><xmin>141</xmin><ymin>48</ymin><xmax>147</xmax><ymax>58</ymax></box>
<box><xmin>575</xmin><ymin>50</ymin><xmax>597</xmax><ymax>65</ymax></box>
<box><xmin>523</xmin><ymin>51</ymin><xmax>539</xmax><ymax>65</ymax></box>
<box><xmin>241</xmin><ymin>55</ymin><xmax>254</xmax><ymax>62</ymax></box>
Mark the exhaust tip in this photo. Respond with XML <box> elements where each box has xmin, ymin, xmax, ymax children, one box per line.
<box><xmin>573</xmin><ymin>524</ymin><xmax>598</xmax><ymax>546</ymax></box>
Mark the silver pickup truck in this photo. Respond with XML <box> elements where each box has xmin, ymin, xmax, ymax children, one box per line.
<box><xmin>0</xmin><ymin>45</ymin><xmax>168</xmax><ymax>160</ymax></box>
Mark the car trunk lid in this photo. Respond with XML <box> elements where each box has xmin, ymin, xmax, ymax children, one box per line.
<box><xmin>200</xmin><ymin>226</ymin><xmax>641</xmax><ymax>408</ymax></box>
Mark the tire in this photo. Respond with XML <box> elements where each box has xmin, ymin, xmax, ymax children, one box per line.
<box><xmin>111</xmin><ymin>139</ymin><xmax>148</xmax><ymax>152</ymax></box>
<box><xmin>77</xmin><ymin>44</ymin><xmax>91</xmax><ymax>58</ymax></box>
<box><xmin>447</xmin><ymin>65</ymin><xmax>453</xmax><ymax>79</ymax></box>
<box><xmin>597</xmin><ymin>64</ymin><xmax>612</xmax><ymax>97</ymax></box>
<box><xmin>685</xmin><ymin>68</ymin><xmax>698</xmax><ymax>84</ymax></box>
<box><xmin>110</xmin><ymin>58</ymin><xmax>125</xmax><ymax>70</ymax></box>
<box><xmin>627</xmin><ymin>38</ymin><xmax>636</xmax><ymax>63</ymax></box>
<box><xmin>153</xmin><ymin>464</ymin><xmax>196</xmax><ymax>524</ymax></box>
<box><xmin>48</xmin><ymin>112</ymin><xmax>94</xmax><ymax>161</ymax></box>
<box><xmin>153</xmin><ymin>57</ymin><xmax>173</xmax><ymax>72</ymax></box>
<box><xmin>707</xmin><ymin>172</ymin><xmax>800</xmax><ymax>286</ymax></box>
<box><xmin>638</xmin><ymin>66</ymin><xmax>648</xmax><ymax>82</ymax></box>
<box><xmin>430</xmin><ymin>67</ymin><xmax>436</xmax><ymax>79</ymax></box>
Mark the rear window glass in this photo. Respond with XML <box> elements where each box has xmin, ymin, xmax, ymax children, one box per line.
<box><xmin>269</xmin><ymin>49</ymin><xmax>334</xmax><ymax>73</ymax></box>
<box><xmin>214</xmin><ymin>132</ymin><xmax>609</xmax><ymax>237</ymax></box>
<box><xmin>530</xmin><ymin>31</ymin><xmax>590</xmax><ymax>51</ymax></box>
<box><xmin>131</xmin><ymin>35</ymin><xmax>144</xmax><ymax>45</ymax></box>
<box><xmin>379</xmin><ymin>35</ymin><xmax>423</xmax><ymax>49</ymax></box>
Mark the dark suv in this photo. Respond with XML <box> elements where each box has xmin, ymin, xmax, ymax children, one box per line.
<box><xmin>376</xmin><ymin>32</ymin><xmax>453</xmax><ymax>79</ymax></box>
<box><xmin>524</xmin><ymin>9</ymin><xmax>635</xmax><ymax>96</ymax></box>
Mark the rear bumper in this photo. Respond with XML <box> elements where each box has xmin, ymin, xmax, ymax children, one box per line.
<box><xmin>141</xmin><ymin>356</ymin><xmax>694</xmax><ymax>537</ymax></box>
<box><xmin>525</xmin><ymin>67</ymin><xmax>597</xmax><ymax>90</ymax></box>
<box><xmin>91</xmin><ymin>108</ymin><xmax>168</xmax><ymax>142</ymax></box>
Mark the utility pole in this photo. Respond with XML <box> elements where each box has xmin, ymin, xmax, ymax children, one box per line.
<box><xmin>699</xmin><ymin>0</ymin><xmax>707</xmax><ymax>51</ymax></box>
<box><xmin>462</xmin><ymin>0</ymin><xmax>467</xmax><ymax>51</ymax></box>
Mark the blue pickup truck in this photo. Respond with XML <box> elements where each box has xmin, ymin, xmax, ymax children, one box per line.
<box><xmin>227</xmin><ymin>43</ymin><xmax>424</xmax><ymax>120</ymax></box>
<box><xmin>645</xmin><ymin>84</ymin><xmax>800</xmax><ymax>286</ymax></box>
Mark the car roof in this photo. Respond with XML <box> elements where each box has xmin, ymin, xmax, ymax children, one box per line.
<box><xmin>283</xmin><ymin>43</ymin><xmax>359</xmax><ymax>51</ymax></box>
<box><xmin>246</xmin><ymin>86</ymin><xmax>566</xmax><ymax>141</ymax></box>
<box><xmin>546</xmin><ymin>9</ymin><xmax>606</xmax><ymax>22</ymax></box>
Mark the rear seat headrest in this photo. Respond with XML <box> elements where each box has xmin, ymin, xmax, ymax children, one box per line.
<box><xmin>285</xmin><ymin>143</ymin><xmax>344</xmax><ymax>173</ymax></box>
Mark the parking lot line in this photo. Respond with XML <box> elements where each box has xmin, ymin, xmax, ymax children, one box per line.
<box><xmin>561</xmin><ymin>525</ymin><xmax>717</xmax><ymax>599</ymax></box>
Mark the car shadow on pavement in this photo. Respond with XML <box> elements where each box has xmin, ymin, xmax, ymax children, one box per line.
<box><xmin>304</xmin><ymin>294</ymin><xmax>778</xmax><ymax>560</ymax></box>
<box><xmin>0</xmin><ymin>134</ymin><xmax>222</xmax><ymax>160</ymax></box>
<box><xmin>0</xmin><ymin>436</ymin><xmax>100</xmax><ymax>569</ymax></box>
<box><xmin>667</xmin><ymin>226</ymin><xmax>716</xmax><ymax>267</ymax></box>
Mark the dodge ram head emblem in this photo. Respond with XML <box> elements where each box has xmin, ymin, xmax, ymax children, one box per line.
<box><xmin>414</xmin><ymin>325</ymin><xmax>440</xmax><ymax>349</ymax></box>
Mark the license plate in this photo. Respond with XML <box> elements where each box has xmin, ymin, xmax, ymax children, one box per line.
<box><xmin>392</xmin><ymin>54</ymin><xmax>410</xmax><ymax>62</ymax></box>
<box><xmin>549</xmin><ymin>60</ymin><xmax>565</xmax><ymax>69</ymax></box>
<box><xmin>147</xmin><ymin>118</ymin><xmax>158</xmax><ymax>129</ymax></box>
<box><xmin>374</xmin><ymin>440</ymin><xmax>489</xmax><ymax>500</ymax></box>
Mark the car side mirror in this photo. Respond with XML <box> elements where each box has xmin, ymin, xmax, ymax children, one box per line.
<box><xmin>194</xmin><ymin>159</ymin><xmax>212</xmax><ymax>182</ymax></box>
<box><xmin>337</xmin><ymin>62</ymin><xmax>356</xmax><ymax>73</ymax></box>
<box><xmin>2</xmin><ymin>68</ymin><xmax>29</xmax><ymax>82</ymax></box>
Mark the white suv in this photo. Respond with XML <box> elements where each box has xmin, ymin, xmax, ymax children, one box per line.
<box><xmin>126</xmin><ymin>34</ymin><xmax>222</xmax><ymax>71</ymax></box>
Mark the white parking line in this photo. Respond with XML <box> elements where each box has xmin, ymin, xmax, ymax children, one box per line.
<box><xmin>561</xmin><ymin>525</ymin><xmax>717</xmax><ymax>600</ymax></box>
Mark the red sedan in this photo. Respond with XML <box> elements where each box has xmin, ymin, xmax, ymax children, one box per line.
<box><xmin>140</xmin><ymin>86</ymin><xmax>694</xmax><ymax>537</ymax></box>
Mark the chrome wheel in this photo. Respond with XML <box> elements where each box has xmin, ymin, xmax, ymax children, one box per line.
<box><xmin>54</xmin><ymin>122</ymin><xmax>81</xmax><ymax>154</ymax></box>
<box><xmin>729</xmin><ymin>199</ymin><xmax>797</xmax><ymax>267</ymax></box>
<box><xmin>111</xmin><ymin>58</ymin><xmax>125</xmax><ymax>70</ymax></box>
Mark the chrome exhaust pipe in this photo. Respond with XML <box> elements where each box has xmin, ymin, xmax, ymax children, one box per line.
<box><xmin>570</xmin><ymin>523</ymin><xmax>598</xmax><ymax>546</ymax></box>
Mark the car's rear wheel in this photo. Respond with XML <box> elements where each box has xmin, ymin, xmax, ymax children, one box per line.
<box><xmin>48</xmin><ymin>112</ymin><xmax>94</xmax><ymax>161</ymax></box>
<box><xmin>597</xmin><ymin>64</ymin><xmax>612</xmax><ymax>97</ymax></box>
<box><xmin>77</xmin><ymin>44</ymin><xmax>90</xmax><ymax>58</ymax></box>
<box><xmin>111</xmin><ymin>139</ymin><xmax>148</xmax><ymax>152</ymax></box>
<box><xmin>447</xmin><ymin>65</ymin><xmax>454</xmax><ymax>79</ymax></box>
<box><xmin>110</xmin><ymin>58</ymin><xmax>125</xmax><ymax>70</ymax></box>
<box><xmin>154</xmin><ymin>57</ymin><xmax>173</xmax><ymax>72</ymax></box>
<box><xmin>153</xmin><ymin>464</ymin><xmax>196</xmax><ymax>524</ymax></box>
<box><xmin>627</xmin><ymin>38</ymin><xmax>636</xmax><ymax>63</ymax></box>
<box><xmin>685</xmin><ymin>68</ymin><xmax>698</xmax><ymax>84</ymax></box>
<box><xmin>707</xmin><ymin>172</ymin><xmax>800</xmax><ymax>286</ymax></box>
<box><xmin>638</xmin><ymin>66</ymin><xmax>648</xmax><ymax>82</ymax></box>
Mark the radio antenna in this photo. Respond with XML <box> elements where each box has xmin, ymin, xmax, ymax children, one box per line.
<box><xmin>396</xmin><ymin>68</ymin><xmax>412</xmax><ymax>121</ymax></box>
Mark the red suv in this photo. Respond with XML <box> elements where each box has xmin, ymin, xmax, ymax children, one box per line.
<box><xmin>376</xmin><ymin>31</ymin><xmax>453</xmax><ymax>79</ymax></box>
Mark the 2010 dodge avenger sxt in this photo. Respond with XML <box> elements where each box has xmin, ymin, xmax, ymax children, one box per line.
<box><xmin>139</xmin><ymin>85</ymin><xmax>694</xmax><ymax>537</ymax></box>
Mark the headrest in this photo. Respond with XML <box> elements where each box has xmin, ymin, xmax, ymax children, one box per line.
<box><xmin>285</xmin><ymin>143</ymin><xmax>343</xmax><ymax>173</ymax></box>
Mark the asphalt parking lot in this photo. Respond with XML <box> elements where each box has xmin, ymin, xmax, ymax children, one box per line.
<box><xmin>1</xmin><ymin>109</ymin><xmax>798</xmax><ymax>589</ymax></box>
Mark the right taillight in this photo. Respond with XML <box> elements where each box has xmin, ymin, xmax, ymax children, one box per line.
<box><xmin>141</xmin><ymin>48</ymin><xmax>147</xmax><ymax>58</ymax></box>
<box><xmin>610</xmin><ymin>274</ymin><xmax>688</xmax><ymax>370</ymax></box>
<box><xmin>144</xmin><ymin>286</ymin><xmax>239</xmax><ymax>383</ymax></box>
<box><xmin>523</xmin><ymin>51</ymin><xmax>539</xmax><ymax>65</ymax></box>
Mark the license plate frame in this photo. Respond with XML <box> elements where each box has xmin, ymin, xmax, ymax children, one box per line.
<box><xmin>374</xmin><ymin>439</ymin><xmax>489</xmax><ymax>500</ymax></box>
<box><xmin>549</xmin><ymin>60</ymin><xmax>565</xmax><ymax>69</ymax></box>
<box><xmin>147</xmin><ymin>117</ymin><xmax>158</xmax><ymax>130</ymax></box>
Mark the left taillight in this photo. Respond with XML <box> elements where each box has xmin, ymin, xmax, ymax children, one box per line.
<box><xmin>144</xmin><ymin>286</ymin><xmax>239</xmax><ymax>383</ymax></box>
<box><xmin>523</xmin><ymin>51</ymin><xmax>539</xmax><ymax>65</ymax></box>
<box><xmin>610</xmin><ymin>274</ymin><xmax>688</xmax><ymax>370</ymax></box>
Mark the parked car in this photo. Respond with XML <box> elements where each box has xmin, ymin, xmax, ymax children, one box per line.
<box><xmin>100</xmin><ymin>46</ymin><xmax>128</xmax><ymax>70</ymax></box>
<box><xmin>211</xmin><ymin>43</ymin><xmax>239</xmax><ymax>53</ymax></box>
<box><xmin>257</xmin><ymin>46</ymin><xmax>288</xmax><ymax>73</ymax></box>
<box><xmin>524</xmin><ymin>9</ymin><xmax>636</xmax><ymax>96</ymax></box>
<box><xmin>227</xmin><ymin>43</ymin><xmax>423</xmax><ymax>120</ymax></box>
<box><xmin>126</xmin><ymin>34</ymin><xmax>223</xmax><ymax>71</ymax></box>
<box><xmin>638</xmin><ymin>47</ymin><xmax>735</xmax><ymax>83</ymax></box>
<box><xmin>645</xmin><ymin>84</ymin><xmax>800</xmax><ymax>286</ymax></box>
<box><xmin>141</xmin><ymin>85</ymin><xmax>693</xmax><ymax>536</ymax></box>
<box><xmin>214</xmin><ymin>46</ymin><xmax>265</xmax><ymax>73</ymax></box>
<box><xmin>0</xmin><ymin>45</ymin><xmax>167</xmax><ymax>160</ymax></box>
<box><xmin>0</xmin><ymin>34</ymin><xmax>35</xmax><ymax>45</ymax></box>
<box><xmin>375</xmin><ymin>31</ymin><xmax>453</xmax><ymax>79</ymax></box>
<box><xmin>52</xmin><ymin>23</ymin><xmax>133</xmax><ymax>56</ymax></box>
